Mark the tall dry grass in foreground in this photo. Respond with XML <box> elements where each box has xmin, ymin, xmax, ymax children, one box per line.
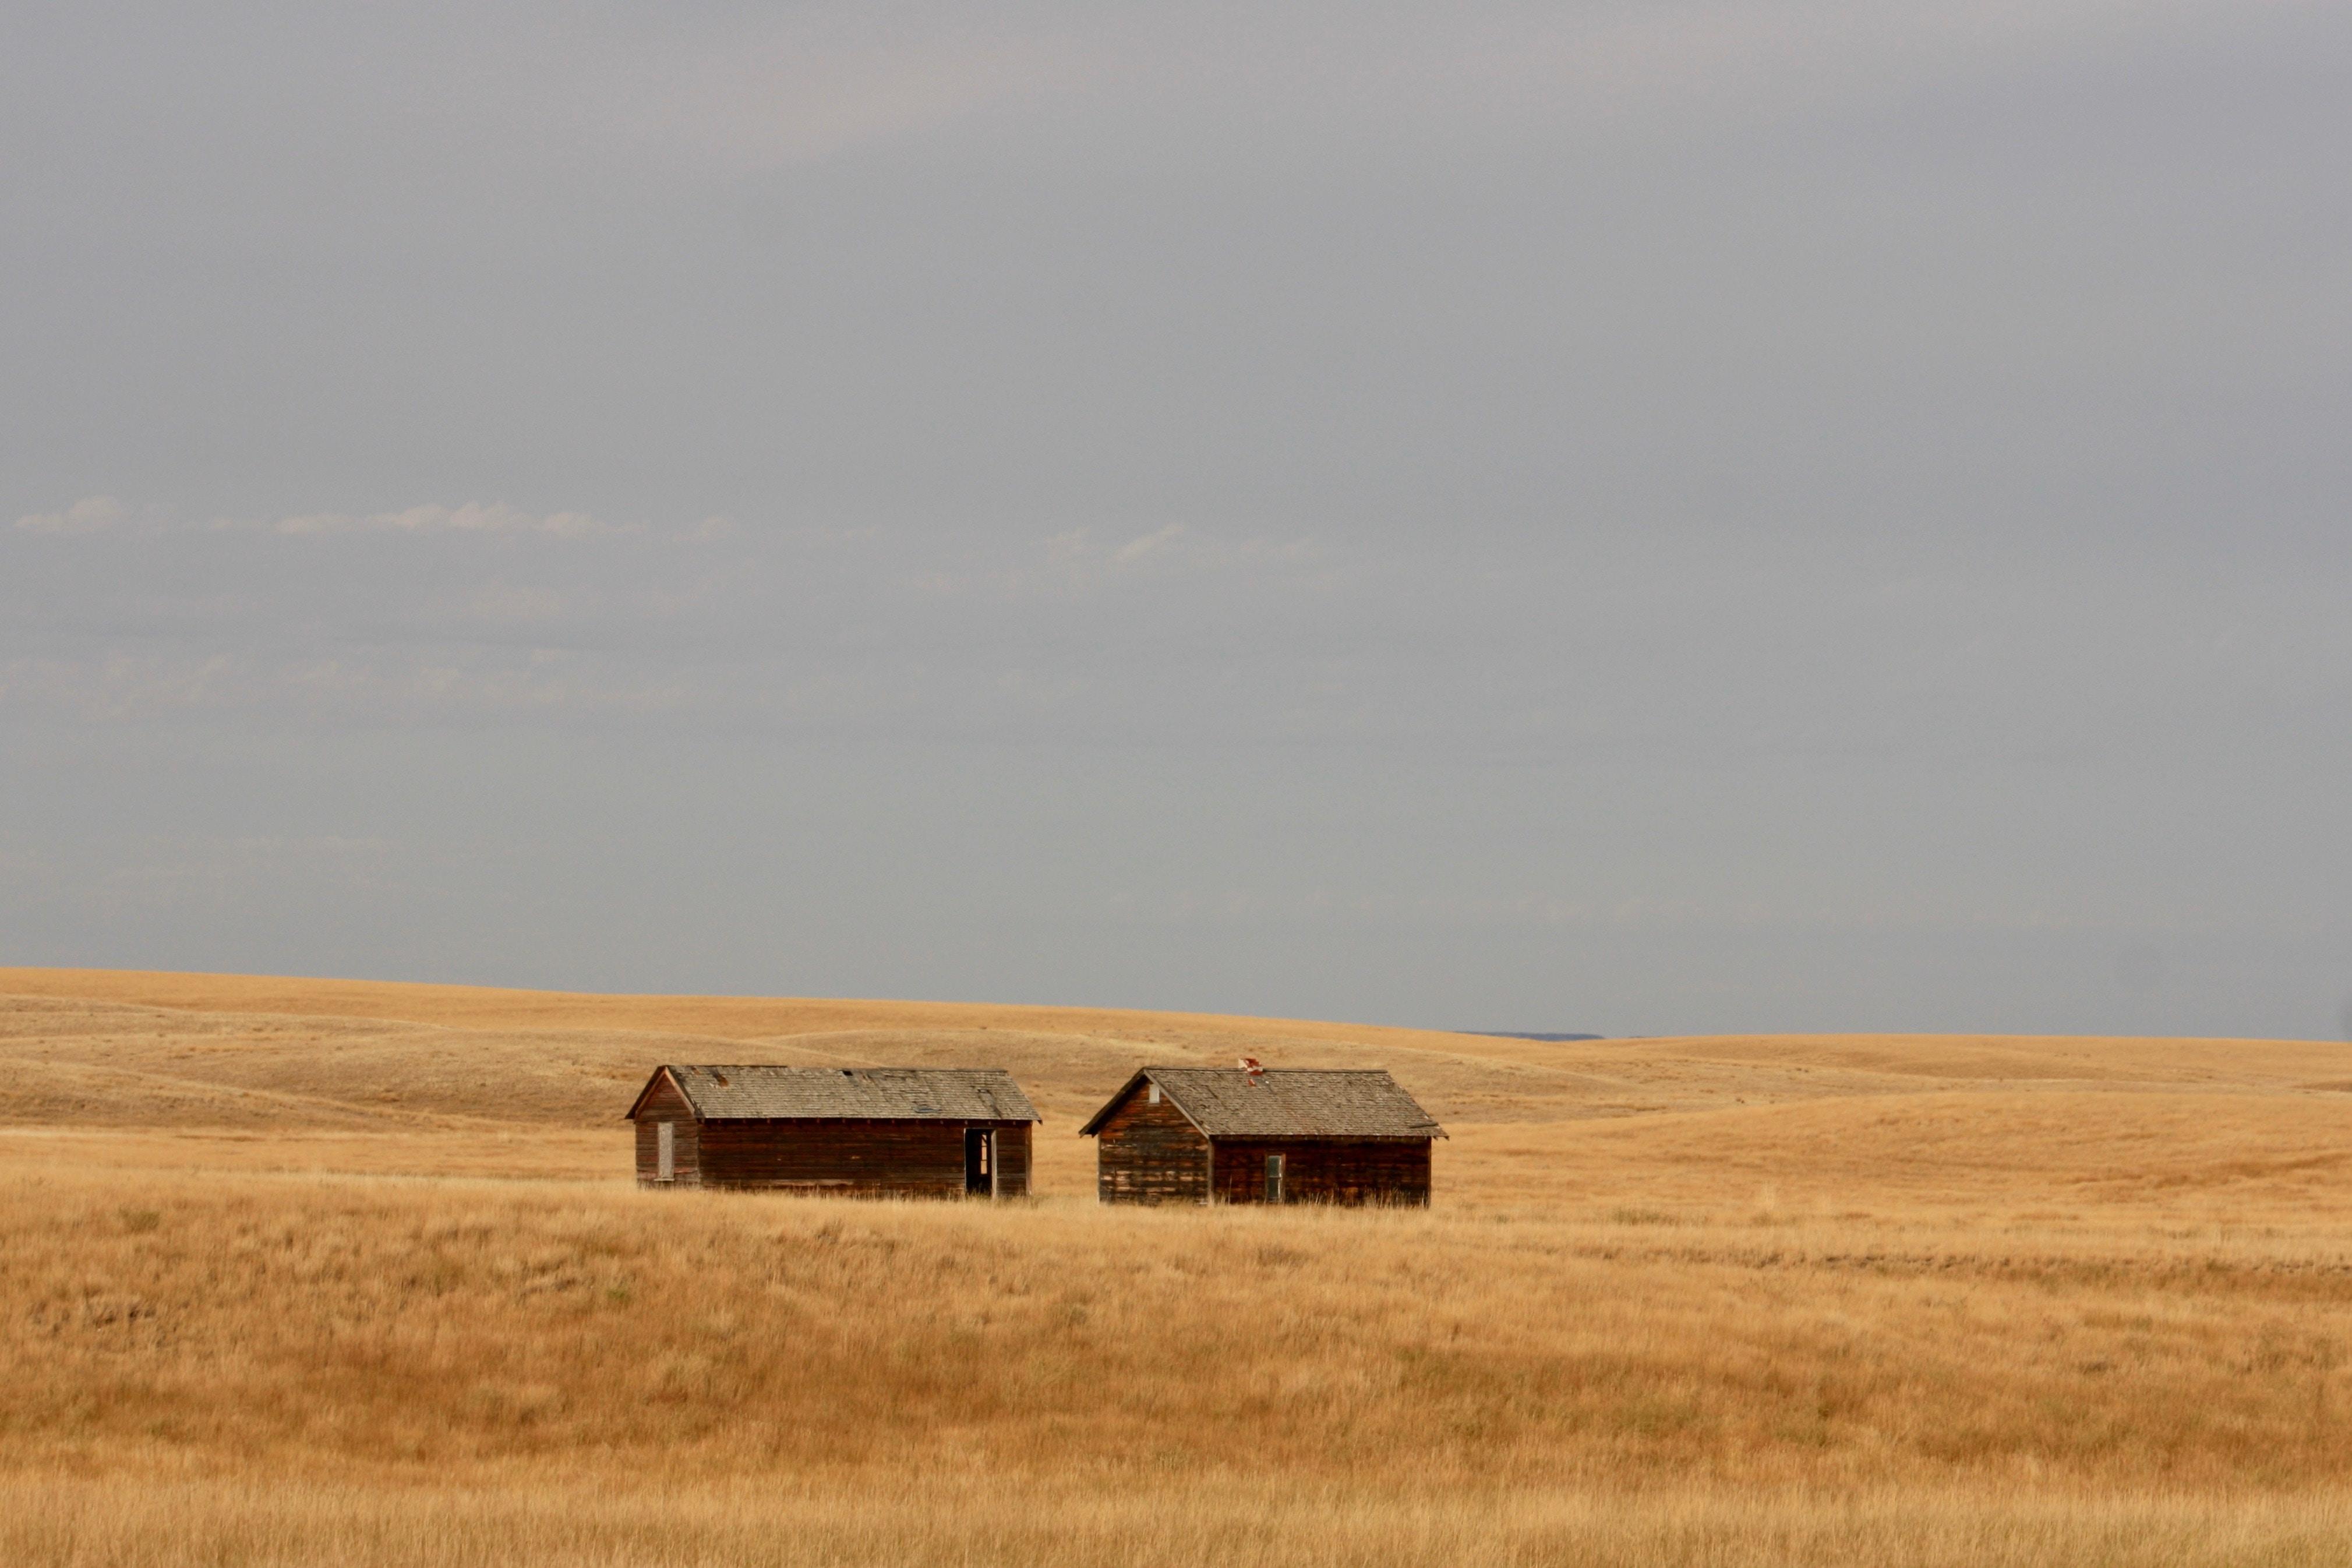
<box><xmin>12</xmin><ymin>1475</ymin><xmax>2352</xmax><ymax>1567</ymax></box>
<box><xmin>7</xmin><ymin>1164</ymin><xmax>2352</xmax><ymax>1563</ymax></box>
<box><xmin>12</xmin><ymin>1169</ymin><xmax>2352</xmax><ymax>1488</ymax></box>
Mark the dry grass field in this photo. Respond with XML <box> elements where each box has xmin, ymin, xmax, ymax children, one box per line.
<box><xmin>5</xmin><ymin>967</ymin><xmax>2352</xmax><ymax>1565</ymax></box>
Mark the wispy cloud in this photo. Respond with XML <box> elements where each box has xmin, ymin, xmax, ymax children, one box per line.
<box><xmin>4</xmin><ymin>497</ymin><xmax>733</xmax><ymax>540</ymax></box>
<box><xmin>0</xmin><ymin>651</ymin><xmax>701</xmax><ymax>722</ymax></box>
<box><xmin>259</xmin><ymin>502</ymin><xmax>617</xmax><ymax>537</ymax></box>
<box><xmin>608</xmin><ymin>22</ymin><xmax>1089</xmax><ymax>174</ymax></box>
<box><xmin>0</xmin><ymin>655</ymin><xmax>241</xmax><ymax>719</ymax></box>
<box><xmin>920</xmin><ymin>524</ymin><xmax>1323</xmax><ymax>600</ymax></box>
<box><xmin>15</xmin><ymin>496</ymin><xmax>130</xmax><ymax>535</ymax></box>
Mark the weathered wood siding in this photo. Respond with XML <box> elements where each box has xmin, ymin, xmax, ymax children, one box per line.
<box><xmin>1209</xmin><ymin>1138</ymin><xmax>1432</xmax><ymax>1206</ymax></box>
<box><xmin>994</xmin><ymin>1122</ymin><xmax>1033</xmax><ymax>1198</ymax></box>
<box><xmin>1094</xmin><ymin>1087</ymin><xmax>1212</xmax><ymax>1205</ymax></box>
<box><xmin>684</xmin><ymin>1119</ymin><xmax>1034</xmax><ymax>1198</ymax></box>
<box><xmin>633</xmin><ymin>1073</ymin><xmax>704</xmax><ymax>1187</ymax></box>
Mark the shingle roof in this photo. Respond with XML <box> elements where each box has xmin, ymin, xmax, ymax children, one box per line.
<box><xmin>1078</xmin><ymin>1068</ymin><xmax>1443</xmax><ymax>1140</ymax></box>
<box><xmin>630</xmin><ymin>1065</ymin><xmax>1040</xmax><ymax>1123</ymax></box>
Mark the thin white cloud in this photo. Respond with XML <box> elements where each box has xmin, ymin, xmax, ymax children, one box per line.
<box><xmin>264</xmin><ymin>502</ymin><xmax>617</xmax><ymax>537</ymax></box>
<box><xmin>1111</xmin><ymin>524</ymin><xmax>1187</xmax><ymax>565</ymax></box>
<box><xmin>12</xmin><ymin>497</ymin><xmax>640</xmax><ymax>539</ymax></box>
<box><xmin>447</xmin><ymin>1</ymin><xmax>2266</xmax><ymax>178</ymax></box>
<box><xmin>15</xmin><ymin>495</ymin><xmax>129</xmax><ymax>534</ymax></box>
<box><xmin>447</xmin><ymin>584</ymin><xmax>596</xmax><ymax>627</ymax></box>
<box><xmin>0</xmin><ymin>650</ymin><xmax>700</xmax><ymax>721</ymax></box>
<box><xmin>0</xmin><ymin>654</ymin><xmax>239</xmax><ymax>720</ymax></box>
<box><xmin>921</xmin><ymin>525</ymin><xmax>1323</xmax><ymax>599</ymax></box>
<box><xmin>619</xmin><ymin>24</ymin><xmax>1088</xmax><ymax>174</ymax></box>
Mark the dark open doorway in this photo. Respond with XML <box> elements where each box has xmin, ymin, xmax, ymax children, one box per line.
<box><xmin>964</xmin><ymin>1128</ymin><xmax>994</xmax><ymax>1196</ymax></box>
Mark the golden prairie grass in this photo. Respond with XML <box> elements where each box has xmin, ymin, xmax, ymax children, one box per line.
<box><xmin>10</xmin><ymin>1175</ymin><xmax>2352</xmax><ymax>1565</ymax></box>
<box><xmin>13</xmin><ymin>1475</ymin><xmax>2352</xmax><ymax>1568</ymax></box>
<box><xmin>5</xmin><ymin>969</ymin><xmax>2352</xmax><ymax>1564</ymax></box>
<box><xmin>12</xmin><ymin>1168</ymin><xmax>2352</xmax><ymax>1486</ymax></box>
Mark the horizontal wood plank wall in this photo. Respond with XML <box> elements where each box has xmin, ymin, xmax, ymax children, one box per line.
<box><xmin>1094</xmin><ymin>1089</ymin><xmax>1210</xmax><ymax>1205</ymax></box>
<box><xmin>694</xmin><ymin>1119</ymin><xmax>1033</xmax><ymax>1198</ymax></box>
<box><xmin>996</xmin><ymin>1123</ymin><xmax>1033</xmax><ymax>1198</ymax></box>
<box><xmin>1209</xmin><ymin>1138</ymin><xmax>1431</xmax><ymax>1207</ymax></box>
<box><xmin>633</xmin><ymin>1075</ymin><xmax>703</xmax><ymax>1188</ymax></box>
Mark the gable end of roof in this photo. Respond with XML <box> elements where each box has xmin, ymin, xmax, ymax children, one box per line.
<box><xmin>623</xmin><ymin>1064</ymin><xmax>691</xmax><ymax>1121</ymax></box>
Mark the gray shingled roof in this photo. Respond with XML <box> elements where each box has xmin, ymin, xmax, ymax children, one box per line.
<box><xmin>637</xmin><ymin>1065</ymin><xmax>1040</xmax><ymax>1122</ymax></box>
<box><xmin>1080</xmin><ymin>1068</ymin><xmax>1443</xmax><ymax>1139</ymax></box>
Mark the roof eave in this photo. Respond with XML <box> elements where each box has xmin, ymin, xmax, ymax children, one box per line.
<box><xmin>1199</xmin><ymin>1129</ymin><xmax>1446</xmax><ymax>1142</ymax></box>
<box><xmin>684</xmin><ymin>1111</ymin><xmax>1043</xmax><ymax>1124</ymax></box>
<box><xmin>1076</xmin><ymin>1069</ymin><xmax>1151</xmax><ymax>1137</ymax></box>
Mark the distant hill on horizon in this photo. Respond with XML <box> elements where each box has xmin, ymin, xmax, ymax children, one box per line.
<box><xmin>1462</xmin><ymin>1030</ymin><xmax>1606</xmax><ymax>1042</ymax></box>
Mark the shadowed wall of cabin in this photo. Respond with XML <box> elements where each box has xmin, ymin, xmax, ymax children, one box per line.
<box><xmin>1209</xmin><ymin>1139</ymin><xmax>1431</xmax><ymax>1207</ymax></box>
<box><xmin>635</xmin><ymin>1106</ymin><xmax>1032</xmax><ymax>1197</ymax></box>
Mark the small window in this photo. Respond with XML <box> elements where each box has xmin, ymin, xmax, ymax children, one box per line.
<box><xmin>1147</xmin><ymin>1082</ymin><xmax>1161</xmax><ymax>1104</ymax></box>
<box><xmin>1266</xmin><ymin>1153</ymin><xmax>1284</xmax><ymax>1205</ymax></box>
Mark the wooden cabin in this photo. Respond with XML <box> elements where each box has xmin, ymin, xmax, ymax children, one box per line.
<box><xmin>1078</xmin><ymin>1066</ymin><xmax>1442</xmax><ymax>1206</ymax></box>
<box><xmin>625</xmin><ymin>1065</ymin><xmax>1040</xmax><ymax>1197</ymax></box>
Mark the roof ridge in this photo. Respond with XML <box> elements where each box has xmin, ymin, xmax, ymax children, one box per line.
<box><xmin>1145</xmin><ymin>1066</ymin><xmax>1401</xmax><ymax>1081</ymax></box>
<box><xmin>1083</xmin><ymin>1064</ymin><xmax>1444</xmax><ymax>1139</ymax></box>
<box><xmin>635</xmin><ymin>1063</ymin><xmax>1041</xmax><ymax>1122</ymax></box>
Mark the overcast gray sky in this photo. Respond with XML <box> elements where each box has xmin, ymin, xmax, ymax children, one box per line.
<box><xmin>4</xmin><ymin>1</ymin><xmax>2348</xmax><ymax>1037</ymax></box>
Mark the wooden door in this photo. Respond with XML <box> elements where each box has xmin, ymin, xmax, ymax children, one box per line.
<box><xmin>657</xmin><ymin>1121</ymin><xmax>676</xmax><ymax>1182</ymax></box>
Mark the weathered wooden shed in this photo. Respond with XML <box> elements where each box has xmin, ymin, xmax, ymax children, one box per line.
<box><xmin>625</xmin><ymin>1065</ymin><xmax>1040</xmax><ymax>1197</ymax></box>
<box><xmin>1079</xmin><ymin>1066</ymin><xmax>1443</xmax><ymax>1206</ymax></box>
